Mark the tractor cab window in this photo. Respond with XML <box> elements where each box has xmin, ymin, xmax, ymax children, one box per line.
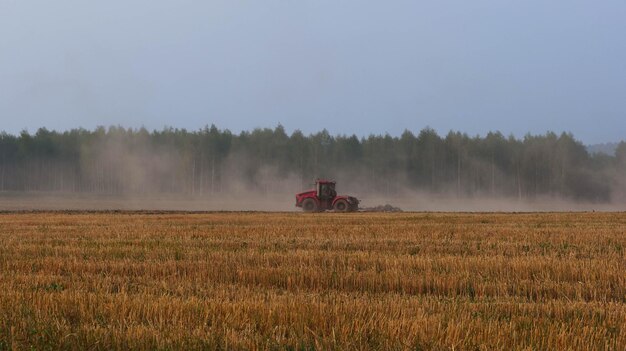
<box><xmin>318</xmin><ymin>183</ymin><xmax>336</xmax><ymax>199</ymax></box>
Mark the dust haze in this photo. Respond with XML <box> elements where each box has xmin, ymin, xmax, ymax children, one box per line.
<box><xmin>1</xmin><ymin>130</ymin><xmax>624</xmax><ymax>212</ymax></box>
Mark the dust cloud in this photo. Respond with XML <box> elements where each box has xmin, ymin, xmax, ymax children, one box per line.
<box><xmin>0</xmin><ymin>132</ymin><xmax>624</xmax><ymax>212</ymax></box>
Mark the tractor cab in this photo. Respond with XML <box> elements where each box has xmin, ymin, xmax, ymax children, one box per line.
<box><xmin>317</xmin><ymin>180</ymin><xmax>337</xmax><ymax>200</ymax></box>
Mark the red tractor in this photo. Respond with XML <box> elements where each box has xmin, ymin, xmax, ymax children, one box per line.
<box><xmin>295</xmin><ymin>179</ymin><xmax>359</xmax><ymax>212</ymax></box>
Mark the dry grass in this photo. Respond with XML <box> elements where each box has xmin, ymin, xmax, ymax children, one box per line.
<box><xmin>0</xmin><ymin>212</ymin><xmax>625</xmax><ymax>350</ymax></box>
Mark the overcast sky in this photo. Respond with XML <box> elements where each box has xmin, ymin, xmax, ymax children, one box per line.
<box><xmin>1</xmin><ymin>1</ymin><xmax>625</xmax><ymax>144</ymax></box>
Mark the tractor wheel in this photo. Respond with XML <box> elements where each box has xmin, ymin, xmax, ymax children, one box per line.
<box><xmin>302</xmin><ymin>198</ymin><xmax>318</xmax><ymax>213</ymax></box>
<box><xmin>333</xmin><ymin>199</ymin><xmax>349</xmax><ymax>212</ymax></box>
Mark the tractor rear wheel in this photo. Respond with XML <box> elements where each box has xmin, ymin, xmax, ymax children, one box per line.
<box><xmin>333</xmin><ymin>199</ymin><xmax>349</xmax><ymax>212</ymax></box>
<box><xmin>302</xmin><ymin>198</ymin><xmax>318</xmax><ymax>212</ymax></box>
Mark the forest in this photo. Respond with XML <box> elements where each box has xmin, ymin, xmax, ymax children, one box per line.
<box><xmin>0</xmin><ymin>125</ymin><xmax>624</xmax><ymax>202</ymax></box>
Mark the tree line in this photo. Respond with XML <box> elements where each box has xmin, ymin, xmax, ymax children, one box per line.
<box><xmin>0</xmin><ymin>125</ymin><xmax>624</xmax><ymax>201</ymax></box>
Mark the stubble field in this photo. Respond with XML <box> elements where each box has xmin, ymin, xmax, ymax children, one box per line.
<box><xmin>0</xmin><ymin>212</ymin><xmax>625</xmax><ymax>350</ymax></box>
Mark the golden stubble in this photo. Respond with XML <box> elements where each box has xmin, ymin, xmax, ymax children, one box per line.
<box><xmin>0</xmin><ymin>212</ymin><xmax>624</xmax><ymax>350</ymax></box>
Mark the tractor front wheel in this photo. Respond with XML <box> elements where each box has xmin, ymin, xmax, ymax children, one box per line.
<box><xmin>302</xmin><ymin>198</ymin><xmax>318</xmax><ymax>213</ymax></box>
<box><xmin>333</xmin><ymin>199</ymin><xmax>349</xmax><ymax>212</ymax></box>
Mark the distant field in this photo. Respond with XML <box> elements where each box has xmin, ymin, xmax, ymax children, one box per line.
<box><xmin>0</xmin><ymin>212</ymin><xmax>625</xmax><ymax>350</ymax></box>
<box><xmin>2</xmin><ymin>192</ymin><xmax>626</xmax><ymax>212</ymax></box>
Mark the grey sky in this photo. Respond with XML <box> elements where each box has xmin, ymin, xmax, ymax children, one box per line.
<box><xmin>1</xmin><ymin>1</ymin><xmax>625</xmax><ymax>144</ymax></box>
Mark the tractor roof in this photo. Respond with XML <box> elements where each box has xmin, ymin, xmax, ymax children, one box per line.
<box><xmin>316</xmin><ymin>179</ymin><xmax>336</xmax><ymax>184</ymax></box>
